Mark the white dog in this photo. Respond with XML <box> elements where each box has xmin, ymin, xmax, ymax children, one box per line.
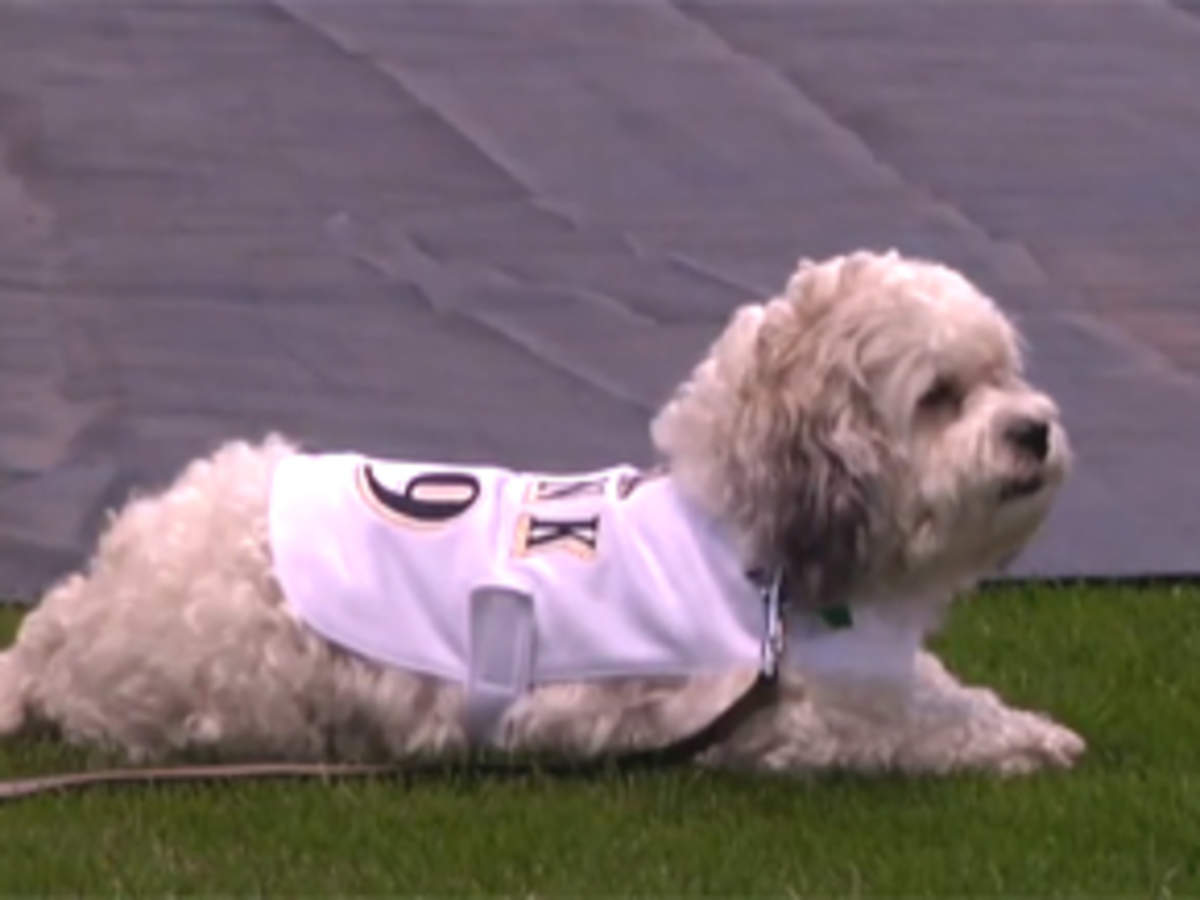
<box><xmin>0</xmin><ymin>250</ymin><xmax>1084</xmax><ymax>776</ymax></box>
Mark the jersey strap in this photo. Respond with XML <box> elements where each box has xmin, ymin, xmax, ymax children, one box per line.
<box><xmin>465</xmin><ymin>586</ymin><xmax>536</xmax><ymax>744</ymax></box>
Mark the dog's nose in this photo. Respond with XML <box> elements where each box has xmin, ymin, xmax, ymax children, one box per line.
<box><xmin>1005</xmin><ymin>417</ymin><xmax>1050</xmax><ymax>461</ymax></box>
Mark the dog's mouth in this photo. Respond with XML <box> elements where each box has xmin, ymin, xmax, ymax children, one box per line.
<box><xmin>998</xmin><ymin>475</ymin><xmax>1046</xmax><ymax>503</ymax></box>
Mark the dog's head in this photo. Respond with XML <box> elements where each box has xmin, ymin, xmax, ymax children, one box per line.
<box><xmin>652</xmin><ymin>250</ymin><xmax>1069</xmax><ymax>604</ymax></box>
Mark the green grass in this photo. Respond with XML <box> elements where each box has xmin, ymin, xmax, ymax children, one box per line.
<box><xmin>0</xmin><ymin>584</ymin><xmax>1197</xmax><ymax>895</ymax></box>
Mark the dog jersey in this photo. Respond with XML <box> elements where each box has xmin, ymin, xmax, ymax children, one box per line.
<box><xmin>269</xmin><ymin>453</ymin><xmax>765</xmax><ymax>703</ymax></box>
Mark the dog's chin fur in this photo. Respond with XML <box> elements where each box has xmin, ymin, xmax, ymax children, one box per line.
<box><xmin>0</xmin><ymin>250</ymin><xmax>1085</xmax><ymax>775</ymax></box>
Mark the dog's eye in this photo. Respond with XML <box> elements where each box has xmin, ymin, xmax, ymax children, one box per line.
<box><xmin>918</xmin><ymin>377</ymin><xmax>963</xmax><ymax>414</ymax></box>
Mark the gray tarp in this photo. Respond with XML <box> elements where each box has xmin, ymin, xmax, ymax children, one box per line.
<box><xmin>2</xmin><ymin>0</ymin><xmax>1200</xmax><ymax>598</ymax></box>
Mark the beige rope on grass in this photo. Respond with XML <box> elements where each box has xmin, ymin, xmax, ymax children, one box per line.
<box><xmin>0</xmin><ymin>762</ymin><xmax>402</xmax><ymax>801</ymax></box>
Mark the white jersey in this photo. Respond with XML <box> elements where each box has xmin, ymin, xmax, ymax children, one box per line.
<box><xmin>269</xmin><ymin>454</ymin><xmax>764</xmax><ymax>700</ymax></box>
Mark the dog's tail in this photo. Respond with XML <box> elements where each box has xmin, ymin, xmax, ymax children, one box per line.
<box><xmin>0</xmin><ymin>651</ymin><xmax>27</xmax><ymax>736</ymax></box>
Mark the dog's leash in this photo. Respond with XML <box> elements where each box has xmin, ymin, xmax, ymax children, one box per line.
<box><xmin>0</xmin><ymin>570</ymin><xmax>834</xmax><ymax>801</ymax></box>
<box><xmin>0</xmin><ymin>678</ymin><xmax>782</xmax><ymax>802</ymax></box>
<box><xmin>0</xmin><ymin>674</ymin><xmax>784</xmax><ymax>803</ymax></box>
<box><xmin>0</xmin><ymin>669</ymin><xmax>782</xmax><ymax>801</ymax></box>
<box><xmin>0</xmin><ymin>762</ymin><xmax>403</xmax><ymax>801</ymax></box>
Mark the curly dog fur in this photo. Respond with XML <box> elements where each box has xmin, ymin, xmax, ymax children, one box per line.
<box><xmin>0</xmin><ymin>250</ymin><xmax>1084</xmax><ymax>775</ymax></box>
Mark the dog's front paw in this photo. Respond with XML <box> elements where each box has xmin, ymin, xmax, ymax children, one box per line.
<box><xmin>987</xmin><ymin>710</ymin><xmax>1086</xmax><ymax>775</ymax></box>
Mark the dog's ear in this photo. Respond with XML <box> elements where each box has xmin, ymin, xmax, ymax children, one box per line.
<box><xmin>650</xmin><ymin>291</ymin><xmax>889</xmax><ymax>605</ymax></box>
<box><xmin>746</xmin><ymin>303</ymin><xmax>888</xmax><ymax>608</ymax></box>
<box><xmin>776</xmin><ymin>415</ymin><xmax>881</xmax><ymax>607</ymax></box>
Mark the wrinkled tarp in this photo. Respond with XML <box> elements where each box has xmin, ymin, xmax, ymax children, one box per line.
<box><xmin>2</xmin><ymin>0</ymin><xmax>1200</xmax><ymax>597</ymax></box>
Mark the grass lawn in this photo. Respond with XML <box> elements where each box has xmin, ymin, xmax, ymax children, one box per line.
<box><xmin>0</xmin><ymin>583</ymin><xmax>1197</xmax><ymax>895</ymax></box>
